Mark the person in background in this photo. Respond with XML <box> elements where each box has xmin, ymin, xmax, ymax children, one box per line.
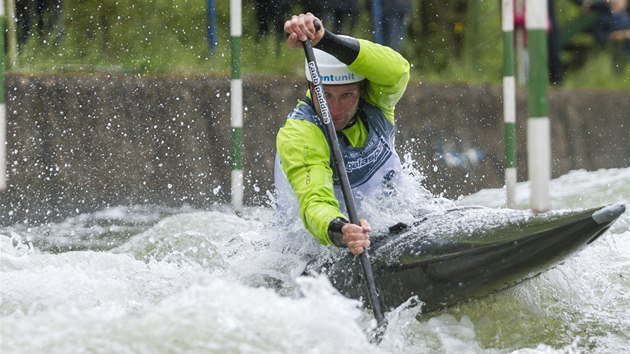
<box><xmin>274</xmin><ymin>13</ymin><xmax>410</xmax><ymax>255</ymax></box>
<box><xmin>547</xmin><ymin>0</ymin><xmax>565</xmax><ymax>84</ymax></box>
<box><xmin>16</xmin><ymin>0</ymin><xmax>64</xmax><ymax>45</ymax></box>
<box><xmin>593</xmin><ymin>0</ymin><xmax>630</xmax><ymax>72</ymax></box>
<box><xmin>381</xmin><ymin>0</ymin><xmax>413</xmax><ymax>53</ymax></box>
<box><xmin>255</xmin><ymin>0</ymin><xmax>293</xmax><ymax>54</ymax></box>
<box><xmin>255</xmin><ymin>0</ymin><xmax>275</xmax><ymax>38</ymax></box>
<box><xmin>301</xmin><ymin>0</ymin><xmax>361</xmax><ymax>35</ymax></box>
<box><xmin>572</xmin><ymin>0</ymin><xmax>611</xmax><ymax>13</ymax></box>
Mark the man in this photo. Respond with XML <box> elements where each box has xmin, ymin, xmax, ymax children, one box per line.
<box><xmin>275</xmin><ymin>13</ymin><xmax>410</xmax><ymax>255</ymax></box>
<box><xmin>593</xmin><ymin>0</ymin><xmax>630</xmax><ymax>72</ymax></box>
<box><xmin>382</xmin><ymin>0</ymin><xmax>413</xmax><ymax>53</ymax></box>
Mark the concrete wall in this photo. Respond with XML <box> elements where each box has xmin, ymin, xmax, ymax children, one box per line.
<box><xmin>1</xmin><ymin>74</ymin><xmax>628</xmax><ymax>225</ymax></box>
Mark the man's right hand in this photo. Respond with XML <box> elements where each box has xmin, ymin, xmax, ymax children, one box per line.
<box><xmin>284</xmin><ymin>12</ymin><xmax>325</xmax><ymax>49</ymax></box>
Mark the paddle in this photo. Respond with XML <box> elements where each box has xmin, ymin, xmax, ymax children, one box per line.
<box><xmin>302</xmin><ymin>23</ymin><xmax>387</xmax><ymax>343</ymax></box>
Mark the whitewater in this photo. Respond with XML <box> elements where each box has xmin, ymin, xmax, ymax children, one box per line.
<box><xmin>1</xmin><ymin>167</ymin><xmax>628</xmax><ymax>354</ymax></box>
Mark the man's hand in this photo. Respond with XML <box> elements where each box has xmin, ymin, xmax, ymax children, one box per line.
<box><xmin>610</xmin><ymin>29</ymin><xmax>630</xmax><ymax>42</ymax></box>
<box><xmin>342</xmin><ymin>219</ymin><xmax>371</xmax><ymax>255</ymax></box>
<box><xmin>284</xmin><ymin>12</ymin><xmax>325</xmax><ymax>48</ymax></box>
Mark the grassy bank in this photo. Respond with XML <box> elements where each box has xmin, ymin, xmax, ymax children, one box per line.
<box><xmin>8</xmin><ymin>0</ymin><xmax>629</xmax><ymax>90</ymax></box>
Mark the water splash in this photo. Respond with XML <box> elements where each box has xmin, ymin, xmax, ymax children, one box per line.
<box><xmin>1</xmin><ymin>167</ymin><xmax>629</xmax><ymax>354</ymax></box>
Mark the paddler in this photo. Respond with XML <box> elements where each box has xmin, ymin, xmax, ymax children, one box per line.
<box><xmin>274</xmin><ymin>12</ymin><xmax>410</xmax><ymax>255</ymax></box>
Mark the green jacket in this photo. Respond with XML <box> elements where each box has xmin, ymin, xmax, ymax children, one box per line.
<box><xmin>276</xmin><ymin>39</ymin><xmax>410</xmax><ymax>245</ymax></box>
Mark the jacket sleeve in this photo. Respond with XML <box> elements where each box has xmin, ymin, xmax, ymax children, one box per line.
<box><xmin>349</xmin><ymin>39</ymin><xmax>410</xmax><ymax>124</ymax></box>
<box><xmin>276</xmin><ymin>117</ymin><xmax>346</xmax><ymax>245</ymax></box>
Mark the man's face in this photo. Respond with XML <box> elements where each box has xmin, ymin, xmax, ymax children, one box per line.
<box><xmin>311</xmin><ymin>82</ymin><xmax>362</xmax><ymax>131</ymax></box>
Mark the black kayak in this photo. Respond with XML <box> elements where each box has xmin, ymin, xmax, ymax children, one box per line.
<box><xmin>308</xmin><ymin>203</ymin><xmax>626</xmax><ymax>312</ymax></box>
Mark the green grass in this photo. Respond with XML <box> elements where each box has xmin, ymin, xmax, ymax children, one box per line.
<box><xmin>7</xmin><ymin>0</ymin><xmax>629</xmax><ymax>91</ymax></box>
<box><xmin>562</xmin><ymin>50</ymin><xmax>630</xmax><ymax>90</ymax></box>
<box><xmin>15</xmin><ymin>33</ymin><xmax>628</xmax><ymax>91</ymax></box>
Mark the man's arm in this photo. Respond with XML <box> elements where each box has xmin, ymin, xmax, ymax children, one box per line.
<box><xmin>351</xmin><ymin>40</ymin><xmax>411</xmax><ymax>123</ymax></box>
<box><xmin>315</xmin><ymin>31</ymin><xmax>411</xmax><ymax>124</ymax></box>
<box><xmin>276</xmin><ymin>118</ymin><xmax>346</xmax><ymax>245</ymax></box>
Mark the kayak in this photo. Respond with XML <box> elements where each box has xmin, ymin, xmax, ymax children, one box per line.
<box><xmin>308</xmin><ymin>203</ymin><xmax>626</xmax><ymax>312</ymax></box>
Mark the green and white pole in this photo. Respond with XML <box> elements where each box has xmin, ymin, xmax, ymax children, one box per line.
<box><xmin>526</xmin><ymin>0</ymin><xmax>551</xmax><ymax>212</ymax></box>
<box><xmin>230</xmin><ymin>0</ymin><xmax>243</xmax><ymax>213</ymax></box>
<box><xmin>0</xmin><ymin>0</ymin><xmax>7</xmax><ymax>191</ymax></box>
<box><xmin>502</xmin><ymin>0</ymin><xmax>516</xmax><ymax>208</ymax></box>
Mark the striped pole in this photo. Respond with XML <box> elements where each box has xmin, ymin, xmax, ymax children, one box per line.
<box><xmin>207</xmin><ymin>0</ymin><xmax>216</xmax><ymax>54</ymax></box>
<box><xmin>1</xmin><ymin>0</ymin><xmax>7</xmax><ymax>191</ymax></box>
<box><xmin>526</xmin><ymin>0</ymin><xmax>551</xmax><ymax>212</ymax></box>
<box><xmin>230</xmin><ymin>0</ymin><xmax>243</xmax><ymax>213</ymax></box>
<box><xmin>502</xmin><ymin>0</ymin><xmax>516</xmax><ymax>208</ymax></box>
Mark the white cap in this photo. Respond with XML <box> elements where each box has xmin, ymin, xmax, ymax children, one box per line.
<box><xmin>305</xmin><ymin>48</ymin><xmax>365</xmax><ymax>85</ymax></box>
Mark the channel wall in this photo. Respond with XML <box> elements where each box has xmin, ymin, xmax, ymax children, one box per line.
<box><xmin>1</xmin><ymin>74</ymin><xmax>628</xmax><ymax>224</ymax></box>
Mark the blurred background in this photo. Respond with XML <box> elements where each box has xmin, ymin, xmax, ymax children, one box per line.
<box><xmin>1</xmin><ymin>0</ymin><xmax>628</xmax><ymax>225</ymax></box>
<box><xmin>8</xmin><ymin>0</ymin><xmax>629</xmax><ymax>89</ymax></box>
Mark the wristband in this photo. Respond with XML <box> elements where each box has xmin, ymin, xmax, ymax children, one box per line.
<box><xmin>315</xmin><ymin>30</ymin><xmax>360</xmax><ymax>65</ymax></box>
<box><xmin>327</xmin><ymin>217</ymin><xmax>349</xmax><ymax>248</ymax></box>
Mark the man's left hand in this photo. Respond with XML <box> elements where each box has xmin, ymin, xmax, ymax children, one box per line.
<box><xmin>342</xmin><ymin>219</ymin><xmax>371</xmax><ymax>255</ymax></box>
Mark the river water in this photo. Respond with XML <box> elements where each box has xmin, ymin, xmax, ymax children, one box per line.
<box><xmin>1</xmin><ymin>167</ymin><xmax>628</xmax><ymax>353</ymax></box>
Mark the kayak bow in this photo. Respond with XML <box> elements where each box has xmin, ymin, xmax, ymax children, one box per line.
<box><xmin>312</xmin><ymin>204</ymin><xmax>626</xmax><ymax>312</ymax></box>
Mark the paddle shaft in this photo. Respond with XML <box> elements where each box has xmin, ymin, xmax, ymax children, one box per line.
<box><xmin>302</xmin><ymin>36</ymin><xmax>386</xmax><ymax>327</ymax></box>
